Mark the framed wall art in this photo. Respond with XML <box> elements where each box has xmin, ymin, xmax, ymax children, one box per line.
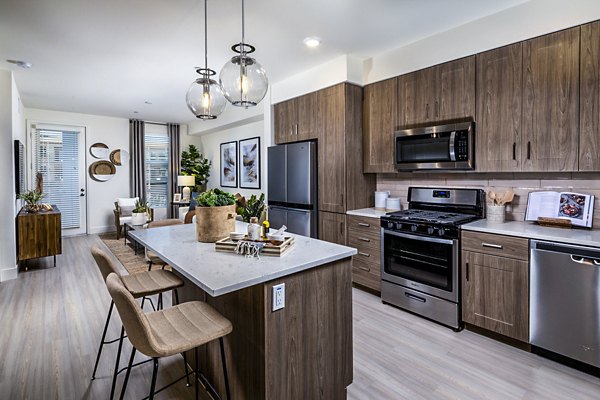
<box><xmin>220</xmin><ymin>141</ymin><xmax>238</xmax><ymax>188</ymax></box>
<box><xmin>239</xmin><ymin>137</ymin><xmax>261</xmax><ymax>189</ymax></box>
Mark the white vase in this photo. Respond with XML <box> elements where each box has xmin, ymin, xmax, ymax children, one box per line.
<box><xmin>131</xmin><ymin>212</ymin><xmax>147</xmax><ymax>225</ymax></box>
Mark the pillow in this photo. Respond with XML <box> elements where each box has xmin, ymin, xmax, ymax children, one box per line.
<box><xmin>119</xmin><ymin>205</ymin><xmax>135</xmax><ymax>217</ymax></box>
<box><xmin>117</xmin><ymin>197</ymin><xmax>138</xmax><ymax>208</ymax></box>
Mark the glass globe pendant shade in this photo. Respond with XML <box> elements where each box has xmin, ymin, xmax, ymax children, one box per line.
<box><xmin>185</xmin><ymin>73</ymin><xmax>227</xmax><ymax>120</ymax></box>
<box><xmin>220</xmin><ymin>54</ymin><xmax>268</xmax><ymax>108</ymax></box>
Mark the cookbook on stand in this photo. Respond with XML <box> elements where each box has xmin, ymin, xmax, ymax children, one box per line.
<box><xmin>525</xmin><ymin>191</ymin><xmax>595</xmax><ymax>228</ymax></box>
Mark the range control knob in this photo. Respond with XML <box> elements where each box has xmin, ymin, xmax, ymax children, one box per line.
<box><xmin>395</xmin><ymin>222</ymin><xmax>403</xmax><ymax>230</ymax></box>
<box><xmin>427</xmin><ymin>227</ymin><xmax>435</xmax><ymax>235</ymax></box>
<box><xmin>410</xmin><ymin>224</ymin><xmax>418</xmax><ymax>232</ymax></box>
<box><xmin>387</xmin><ymin>221</ymin><xmax>395</xmax><ymax>229</ymax></box>
<box><xmin>438</xmin><ymin>228</ymin><xmax>445</xmax><ymax>237</ymax></box>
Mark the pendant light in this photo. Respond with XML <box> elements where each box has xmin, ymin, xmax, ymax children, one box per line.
<box><xmin>219</xmin><ymin>0</ymin><xmax>268</xmax><ymax>108</ymax></box>
<box><xmin>186</xmin><ymin>0</ymin><xmax>226</xmax><ymax>119</ymax></box>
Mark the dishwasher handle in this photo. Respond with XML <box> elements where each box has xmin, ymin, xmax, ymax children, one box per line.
<box><xmin>571</xmin><ymin>255</ymin><xmax>600</xmax><ymax>266</ymax></box>
<box><xmin>534</xmin><ymin>241</ymin><xmax>600</xmax><ymax>261</ymax></box>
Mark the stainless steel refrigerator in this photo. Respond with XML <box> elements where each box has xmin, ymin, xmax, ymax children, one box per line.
<box><xmin>267</xmin><ymin>141</ymin><xmax>317</xmax><ymax>238</ymax></box>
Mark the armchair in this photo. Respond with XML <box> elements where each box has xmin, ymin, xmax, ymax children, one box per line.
<box><xmin>113</xmin><ymin>197</ymin><xmax>138</xmax><ymax>239</ymax></box>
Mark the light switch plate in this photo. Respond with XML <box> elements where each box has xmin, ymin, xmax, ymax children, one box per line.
<box><xmin>272</xmin><ymin>283</ymin><xmax>285</xmax><ymax>311</ymax></box>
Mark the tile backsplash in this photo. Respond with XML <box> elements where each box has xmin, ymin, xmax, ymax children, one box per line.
<box><xmin>377</xmin><ymin>172</ymin><xmax>600</xmax><ymax>226</ymax></box>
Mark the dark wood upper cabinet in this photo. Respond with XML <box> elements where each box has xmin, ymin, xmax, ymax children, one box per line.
<box><xmin>273</xmin><ymin>92</ymin><xmax>318</xmax><ymax>144</ymax></box>
<box><xmin>580</xmin><ymin>21</ymin><xmax>600</xmax><ymax>171</ymax></box>
<box><xmin>437</xmin><ymin>56</ymin><xmax>475</xmax><ymax>121</ymax></box>
<box><xmin>362</xmin><ymin>78</ymin><xmax>397</xmax><ymax>173</ymax></box>
<box><xmin>476</xmin><ymin>43</ymin><xmax>523</xmax><ymax>172</ymax></box>
<box><xmin>522</xmin><ymin>26</ymin><xmax>580</xmax><ymax>172</ymax></box>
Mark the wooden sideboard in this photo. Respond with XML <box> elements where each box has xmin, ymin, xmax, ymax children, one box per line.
<box><xmin>17</xmin><ymin>205</ymin><xmax>62</xmax><ymax>268</ymax></box>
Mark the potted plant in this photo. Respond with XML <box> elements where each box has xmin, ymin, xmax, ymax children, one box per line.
<box><xmin>181</xmin><ymin>144</ymin><xmax>211</xmax><ymax>193</ymax></box>
<box><xmin>236</xmin><ymin>193</ymin><xmax>266</xmax><ymax>223</ymax></box>
<box><xmin>131</xmin><ymin>199</ymin><xmax>149</xmax><ymax>225</ymax></box>
<box><xmin>19</xmin><ymin>190</ymin><xmax>45</xmax><ymax>213</ymax></box>
<box><xmin>195</xmin><ymin>189</ymin><xmax>237</xmax><ymax>242</ymax></box>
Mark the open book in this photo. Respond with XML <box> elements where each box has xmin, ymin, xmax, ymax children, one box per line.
<box><xmin>525</xmin><ymin>191</ymin><xmax>595</xmax><ymax>228</ymax></box>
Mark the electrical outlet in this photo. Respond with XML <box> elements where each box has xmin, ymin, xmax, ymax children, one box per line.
<box><xmin>272</xmin><ymin>283</ymin><xmax>285</xmax><ymax>311</ymax></box>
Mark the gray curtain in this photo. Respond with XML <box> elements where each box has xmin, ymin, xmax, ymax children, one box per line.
<box><xmin>167</xmin><ymin>123</ymin><xmax>180</xmax><ymax>218</ymax></box>
<box><xmin>129</xmin><ymin>119</ymin><xmax>146</xmax><ymax>199</ymax></box>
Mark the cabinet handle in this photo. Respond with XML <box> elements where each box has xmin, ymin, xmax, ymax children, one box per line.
<box><xmin>527</xmin><ymin>141</ymin><xmax>531</xmax><ymax>160</ymax></box>
<box><xmin>435</xmin><ymin>100</ymin><xmax>439</xmax><ymax>118</ymax></box>
<box><xmin>295</xmin><ymin>124</ymin><xmax>299</xmax><ymax>135</ymax></box>
<box><xmin>357</xmin><ymin>222</ymin><xmax>370</xmax><ymax>227</ymax></box>
<box><xmin>426</xmin><ymin>103</ymin><xmax>430</xmax><ymax>119</ymax></box>
<box><xmin>466</xmin><ymin>262</ymin><xmax>469</xmax><ymax>282</ymax></box>
<box><xmin>358</xmin><ymin>237</ymin><xmax>371</xmax><ymax>242</ymax></box>
<box><xmin>482</xmin><ymin>242</ymin><xmax>503</xmax><ymax>249</ymax></box>
<box><xmin>340</xmin><ymin>222</ymin><xmax>344</xmax><ymax>235</ymax></box>
<box><xmin>512</xmin><ymin>142</ymin><xmax>516</xmax><ymax>160</ymax></box>
<box><xmin>358</xmin><ymin>265</ymin><xmax>370</xmax><ymax>272</ymax></box>
<box><xmin>358</xmin><ymin>252</ymin><xmax>370</xmax><ymax>257</ymax></box>
<box><xmin>340</xmin><ymin>193</ymin><xmax>344</xmax><ymax>206</ymax></box>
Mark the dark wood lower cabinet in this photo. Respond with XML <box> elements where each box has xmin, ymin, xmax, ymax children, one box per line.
<box><xmin>318</xmin><ymin>211</ymin><xmax>346</xmax><ymax>246</ymax></box>
<box><xmin>462</xmin><ymin>250</ymin><xmax>529</xmax><ymax>342</ymax></box>
<box><xmin>17</xmin><ymin>206</ymin><xmax>62</xmax><ymax>266</ymax></box>
<box><xmin>347</xmin><ymin>215</ymin><xmax>381</xmax><ymax>292</ymax></box>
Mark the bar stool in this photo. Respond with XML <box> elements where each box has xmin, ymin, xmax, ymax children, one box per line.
<box><xmin>90</xmin><ymin>246</ymin><xmax>185</xmax><ymax>400</ymax></box>
<box><xmin>105</xmin><ymin>272</ymin><xmax>232</xmax><ymax>400</ymax></box>
<box><xmin>144</xmin><ymin>219</ymin><xmax>183</xmax><ymax>270</ymax></box>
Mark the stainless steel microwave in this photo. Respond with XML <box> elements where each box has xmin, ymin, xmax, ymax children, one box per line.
<box><xmin>394</xmin><ymin>121</ymin><xmax>474</xmax><ymax>171</ymax></box>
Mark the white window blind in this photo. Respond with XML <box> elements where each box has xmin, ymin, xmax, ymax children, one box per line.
<box><xmin>33</xmin><ymin>129</ymin><xmax>80</xmax><ymax>229</ymax></box>
<box><xmin>144</xmin><ymin>134</ymin><xmax>169</xmax><ymax>208</ymax></box>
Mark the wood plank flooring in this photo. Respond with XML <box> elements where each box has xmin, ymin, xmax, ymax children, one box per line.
<box><xmin>0</xmin><ymin>234</ymin><xmax>598</xmax><ymax>399</ymax></box>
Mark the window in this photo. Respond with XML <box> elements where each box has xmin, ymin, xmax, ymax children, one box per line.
<box><xmin>144</xmin><ymin>132</ymin><xmax>169</xmax><ymax>208</ymax></box>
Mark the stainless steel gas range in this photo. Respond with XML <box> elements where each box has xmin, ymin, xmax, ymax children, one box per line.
<box><xmin>380</xmin><ymin>187</ymin><xmax>485</xmax><ymax>330</ymax></box>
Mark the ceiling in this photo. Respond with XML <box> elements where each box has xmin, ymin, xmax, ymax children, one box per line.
<box><xmin>0</xmin><ymin>0</ymin><xmax>529</xmax><ymax>124</ymax></box>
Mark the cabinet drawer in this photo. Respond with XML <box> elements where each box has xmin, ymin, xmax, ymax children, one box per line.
<box><xmin>347</xmin><ymin>215</ymin><xmax>381</xmax><ymax>234</ymax></box>
<box><xmin>352</xmin><ymin>256</ymin><xmax>381</xmax><ymax>291</ymax></box>
<box><xmin>461</xmin><ymin>231</ymin><xmax>528</xmax><ymax>260</ymax></box>
<box><xmin>347</xmin><ymin>228</ymin><xmax>380</xmax><ymax>249</ymax></box>
<box><xmin>349</xmin><ymin>242</ymin><xmax>380</xmax><ymax>263</ymax></box>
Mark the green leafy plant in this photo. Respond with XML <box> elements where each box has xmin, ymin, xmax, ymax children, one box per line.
<box><xmin>181</xmin><ymin>144</ymin><xmax>211</xmax><ymax>191</ymax></box>
<box><xmin>197</xmin><ymin>189</ymin><xmax>236</xmax><ymax>207</ymax></box>
<box><xmin>236</xmin><ymin>193</ymin><xmax>265</xmax><ymax>223</ymax></box>
<box><xmin>18</xmin><ymin>189</ymin><xmax>45</xmax><ymax>206</ymax></box>
<box><xmin>133</xmin><ymin>199</ymin><xmax>149</xmax><ymax>213</ymax></box>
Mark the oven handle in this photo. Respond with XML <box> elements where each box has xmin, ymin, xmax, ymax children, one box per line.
<box><xmin>449</xmin><ymin>131</ymin><xmax>456</xmax><ymax>161</ymax></box>
<box><xmin>383</xmin><ymin>229</ymin><xmax>455</xmax><ymax>245</ymax></box>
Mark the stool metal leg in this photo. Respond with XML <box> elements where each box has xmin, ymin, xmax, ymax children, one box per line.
<box><xmin>110</xmin><ymin>326</ymin><xmax>125</xmax><ymax>400</ymax></box>
<box><xmin>119</xmin><ymin>347</ymin><xmax>137</xmax><ymax>400</ymax></box>
<box><xmin>220</xmin><ymin>337</ymin><xmax>231</xmax><ymax>400</ymax></box>
<box><xmin>91</xmin><ymin>300</ymin><xmax>114</xmax><ymax>380</ymax></box>
<box><xmin>149</xmin><ymin>358</ymin><xmax>159</xmax><ymax>400</ymax></box>
<box><xmin>195</xmin><ymin>347</ymin><xmax>199</xmax><ymax>400</ymax></box>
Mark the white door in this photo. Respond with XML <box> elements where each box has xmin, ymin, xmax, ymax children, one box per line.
<box><xmin>31</xmin><ymin>123</ymin><xmax>87</xmax><ymax>236</ymax></box>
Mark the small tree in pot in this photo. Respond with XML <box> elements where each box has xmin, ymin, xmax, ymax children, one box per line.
<box><xmin>195</xmin><ymin>189</ymin><xmax>237</xmax><ymax>242</ymax></box>
<box><xmin>181</xmin><ymin>145</ymin><xmax>211</xmax><ymax>193</ymax></box>
<box><xmin>19</xmin><ymin>190</ymin><xmax>45</xmax><ymax>213</ymax></box>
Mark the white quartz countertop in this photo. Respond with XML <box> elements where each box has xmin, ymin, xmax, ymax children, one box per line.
<box><xmin>346</xmin><ymin>208</ymin><xmax>391</xmax><ymax>219</ymax></box>
<box><xmin>129</xmin><ymin>221</ymin><xmax>356</xmax><ymax>297</ymax></box>
<box><xmin>462</xmin><ymin>220</ymin><xmax>600</xmax><ymax>248</ymax></box>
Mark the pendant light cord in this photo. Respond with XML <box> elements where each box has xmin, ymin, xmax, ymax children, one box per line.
<box><xmin>204</xmin><ymin>0</ymin><xmax>208</xmax><ymax>72</ymax></box>
<box><xmin>241</xmin><ymin>0</ymin><xmax>245</xmax><ymax>54</ymax></box>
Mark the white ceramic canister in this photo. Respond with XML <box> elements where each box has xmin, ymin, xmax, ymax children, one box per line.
<box><xmin>385</xmin><ymin>197</ymin><xmax>401</xmax><ymax>211</ymax></box>
<box><xmin>375</xmin><ymin>191</ymin><xmax>390</xmax><ymax>210</ymax></box>
<box><xmin>486</xmin><ymin>204</ymin><xmax>506</xmax><ymax>223</ymax></box>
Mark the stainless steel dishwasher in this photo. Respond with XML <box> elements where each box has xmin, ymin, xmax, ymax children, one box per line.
<box><xmin>530</xmin><ymin>240</ymin><xmax>600</xmax><ymax>368</ymax></box>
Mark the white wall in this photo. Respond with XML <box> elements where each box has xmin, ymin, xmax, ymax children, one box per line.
<box><xmin>24</xmin><ymin>108</ymin><xmax>130</xmax><ymax>234</ymax></box>
<box><xmin>365</xmin><ymin>0</ymin><xmax>600</xmax><ymax>84</ymax></box>
<box><xmin>0</xmin><ymin>70</ymin><xmax>19</xmax><ymax>281</ymax></box>
<box><xmin>196</xmin><ymin>119</ymin><xmax>269</xmax><ymax>199</ymax></box>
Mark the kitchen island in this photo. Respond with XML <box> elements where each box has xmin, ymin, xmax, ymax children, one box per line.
<box><xmin>129</xmin><ymin>222</ymin><xmax>356</xmax><ymax>400</ymax></box>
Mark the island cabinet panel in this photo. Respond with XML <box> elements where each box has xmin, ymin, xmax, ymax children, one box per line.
<box><xmin>461</xmin><ymin>231</ymin><xmax>529</xmax><ymax>342</ymax></box>
<box><xmin>347</xmin><ymin>215</ymin><xmax>381</xmax><ymax>292</ymax></box>
<box><xmin>17</xmin><ymin>206</ymin><xmax>62</xmax><ymax>261</ymax></box>
<box><xmin>175</xmin><ymin>258</ymin><xmax>353</xmax><ymax>400</ymax></box>
<box><xmin>476</xmin><ymin>43</ymin><xmax>523</xmax><ymax>172</ymax></box>
<box><xmin>580</xmin><ymin>21</ymin><xmax>600</xmax><ymax>171</ymax></box>
<box><xmin>363</xmin><ymin>77</ymin><xmax>397</xmax><ymax>173</ymax></box>
<box><xmin>522</xmin><ymin>26</ymin><xmax>580</xmax><ymax>172</ymax></box>
<box><xmin>318</xmin><ymin>211</ymin><xmax>346</xmax><ymax>246</ymax></box>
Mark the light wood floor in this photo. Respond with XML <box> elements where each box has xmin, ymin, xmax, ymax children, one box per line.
<box><xmin>0</xmin><ymin>235</ymin><xmax>599</xmax><ymax>399</ymax></box>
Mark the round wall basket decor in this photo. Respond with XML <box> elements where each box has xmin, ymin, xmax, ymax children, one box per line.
<box><xmin>109</xmin><ymin>149</ymin><xmax>130</xmax><ymax>166</ymax></box>
<box><xmin>89</xmin><ymin>160</ymin><xmax>116</xmax><ymax>182</ymax></box>
<box><xmin>90</xmin><ymin>142</ymin><xmax>109</xmax><ymax>159</ymax></box>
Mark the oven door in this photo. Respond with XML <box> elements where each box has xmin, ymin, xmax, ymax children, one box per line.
<box><xmin>381</xmin><ymin>229</ymin><xmax>459</xmax><ymax>302</ymax></box>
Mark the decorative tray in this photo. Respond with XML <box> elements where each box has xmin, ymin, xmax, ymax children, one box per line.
<box><xmin>215</xmin><ymin>236</ymin><xmax>295</xmax><ymax>257</ymax></box>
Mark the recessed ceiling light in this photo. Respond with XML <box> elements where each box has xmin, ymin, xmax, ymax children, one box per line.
<box><xmin>303</xmin><ymin>37</ymin><xmax>321</xmax><ymax>48</ymax></box>
<box><xmin>144</xmin><ymin>100</ymin><xmax>152</xmax><ymax>105</ymax></box>
<box><xmin>133</xmin><ymin>111</ymin><xmax>139</xmax><ymax>114</ymax></box>
<box><xmin>6</xmin><ymin>59</ymin><xmax>32</xmax><ymax>69</ymax></box>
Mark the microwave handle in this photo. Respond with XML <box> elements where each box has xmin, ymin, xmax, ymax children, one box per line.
<box><xmin>449</xmin><ymin>131</ymin><xmax>456</xmax><ymax>161</ymax></box>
